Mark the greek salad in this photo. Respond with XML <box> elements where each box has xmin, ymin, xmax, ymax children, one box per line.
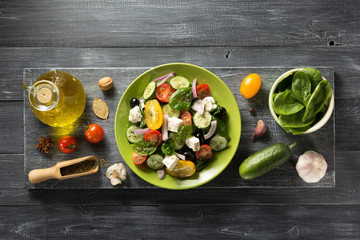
<box><xmin>126</xmin><ymin>72</ymin><xmax>230</xmax><ymax>179</ymax></box>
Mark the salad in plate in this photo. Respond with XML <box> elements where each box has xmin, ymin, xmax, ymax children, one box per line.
<box><xmin>126</xmin><ymin>72</ymin><xmax>230</xmax><ymax>179</ymax></box>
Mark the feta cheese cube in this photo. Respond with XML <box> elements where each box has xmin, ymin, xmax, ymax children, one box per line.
<box><xmin>168</xmin><ymin>117</ymin><xmax>183</xmax><ymax>132</ymax></box>
<box><xmin>185</xmin><ymin>136</ymin><xmax>200</xmax><ymax>152</ymax></box>
<box><xmin>162</xmin><ymin>155</ymin><xmax>179</xmax><ymax>171</ymax></box>
<box><xmin>129</xmin><ymin>106</ymin><xmax>142</xmax><ymax>123</ymax></box>
<box><xmin>203</xmin><ymin>96</ymin><xmax>217</xmax><ymax>112</ymax></box>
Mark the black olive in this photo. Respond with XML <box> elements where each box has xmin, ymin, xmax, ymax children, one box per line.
<box><xmin>184</xmin><ymin>151</ymin><xmax>195</xmax><ymax>161</ymax></box>
<box><xmin>215</xmin><ymin>107</ymin><xmax>227</xmax><ymax>117</ymax></box>
<box><xmin>130</xmin><ymin>98</ymin><xmax>140</xmax><ymax>108</ymax></box>
<box><xmin>195</xmin><ymin>132</ymin><xmax>205</xmax><ymax>145</ymax></box>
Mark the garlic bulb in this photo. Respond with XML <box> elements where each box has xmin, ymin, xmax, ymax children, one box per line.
<box><xmin>296</xmin><ymin>150</ymin><xmax>327</xmax><ymax>183</ymax></box>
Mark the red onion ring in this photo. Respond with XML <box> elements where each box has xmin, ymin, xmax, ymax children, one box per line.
<box><xmin>153</xmin><ymin>72</ymin><xmax>175</xmax><ymax>82</ymax></box>
<box><xmin>162</xmin><ymin>114</ymin><xmax>169</xmax><ymax>141</ymax></box>
<box><xmin>204</xmin><ymin>121</ymin><xmax>217</xmax><ymax>140</ymax></box>
<box><xmin>192</xmin><ymin>78</ymin><xmax>197</xmax><ymax>98</ymax></box>
<box><xmin>134</xmin><ymin>128</ymin><xmax>150</xmax><ymax>135</ymax></box>
<box><xmin>157</xmin><ymin>73</ymin><xmax>174</xmax><ymax>87</ymax></box>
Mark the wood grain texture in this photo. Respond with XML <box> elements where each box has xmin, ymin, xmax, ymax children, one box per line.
<box><xmin>0</xmin><ymin>204</ymin><xmax>359</xmax><ymax>239</ymax></box>
<box><xmin>23</xmin><ymin>67</ymin><xmax>335</xmax><ymax>189</ymax></box>
<box><xmin>0</xmin><ymin>0</ymin><xmax>358</xmax><ymax>48</ymax></box>
<box><xmin>1</xmin><ymin>47</ymin><xmax>360</xmax><ymax>101</ymax></box>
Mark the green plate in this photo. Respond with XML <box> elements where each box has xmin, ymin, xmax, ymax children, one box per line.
<box><xmin>115</xmin><ymin>63</ymin><xmax>241</xmax><ymax>189</ymax></box>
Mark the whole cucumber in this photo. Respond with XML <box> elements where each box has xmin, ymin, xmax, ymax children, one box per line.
<box><xmin>239</xmin><ymin>142</ymin><xmax>295</xmax><ymax>180</ymax></box>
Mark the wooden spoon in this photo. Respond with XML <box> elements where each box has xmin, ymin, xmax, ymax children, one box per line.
<box><xmin>28</xmin><ymin>155</ymin><xmax>99</xmax><ymax>184</ymax></box>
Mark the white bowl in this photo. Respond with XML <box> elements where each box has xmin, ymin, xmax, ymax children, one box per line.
<box><xmin>268</xmin><ymin>68</ymin><xmax>334</xmax><ymax>134</ymax></box>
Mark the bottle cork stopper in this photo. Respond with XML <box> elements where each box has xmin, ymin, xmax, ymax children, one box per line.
<box><xmin>36</xmin><ymin>87</ymin><xmax>53</xmax><ymax>104</ymax></box>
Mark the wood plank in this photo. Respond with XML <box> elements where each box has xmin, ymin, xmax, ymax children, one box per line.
<box><xmin>0</xmin><ymin>204</ymin><xmax>359</xmax><ymax>239</ymax></box>
<box><xmin>0</xmin><ymin>0</ymin><xmax>358</xmax><ymax>48</ymax></box>
<box><xmin>0</xmin><ymin>101</ymin><xmax>24</xmax><ymax>153</ymax></box>
<box><xmin>23</xmin><ymin>67</ymin><xmax>335</xmax><ymax>189</ymax></box>
<box><xmin>1</xmin><ymin>151</ymin><xmax>359</xmax><ymax>205</ymax></box>
<box><xmin>1</xmin><ymin>47</ymin><xmax>359</xmax><ymax>101</ymax></box>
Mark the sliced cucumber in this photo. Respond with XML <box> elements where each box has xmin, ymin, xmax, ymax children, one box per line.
<box><xmin>169</xmin><ymin>132</ymin><xmax>185</xmax><ymax>150</ymax></box>
<box><xmin>146</xmin><ymin>154</ymin><xmax>164</xmax><ymax>170</ymax></box>
<box><xmin>162</xmin><ymin>104</ymin><xmax>180</xmax><ymax>118</ymax></box>
<box><xmin>126</xmin><ymin>125</ymin><xmax>144</xmax><ymax>143</ymax></box>
<box><xmin>169</xmin><ymin>76</ymin><xmax>190</xmax><ymax>89</ymax></box>
<box><xmin>193</xmin><ymin>111</ymin><xmax>212</xmax><ymax>129</ymax></box>
<box><xmin>143</xmin><ymin>81</ymin><xmax>156</xmax><ymax>100</ymax></box>
<box><xmin>210</xmin><ymin>135</ymin><xmax>228</xmax><ymax>151</ymax></box>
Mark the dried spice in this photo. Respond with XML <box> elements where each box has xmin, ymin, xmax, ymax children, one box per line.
<box><xmin>248</xmin><ymin>107</ymin><xmax>255</xmax><ymax>115</ymax></box>
<box><xmin>93</xmin><ymin>97</ymin><xmax>109</xmax><ymax>120</ymax></box>
<box><xmin>60</xmin><ymin>160</ymin><xmax>98</xmax><ymax>176</ymax></box>
<box><xmin>36</xmin><ymin>136</ymin><xmax>53</xmax><ymax>153</ymax></box>
<box><xmin>100</xmin><ymin>158</ymin><xmax>109</xmax><ymax>167</ymax></box>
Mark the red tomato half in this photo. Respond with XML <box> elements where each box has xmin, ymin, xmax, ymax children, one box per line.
<box><xmin>195</xmin><ymin>144</ymin><xmax>212</xmax><ymax>160</ymax></box>
<box><xmin>144</xmin><ymin>129</ymin><xmax>162</xmax><ymax>146</ymax></box>
<box><xmin>58</xmin><ymin>136</ymin><xmax>77</xmax><ymax>153</ymax></box>
<box><xmin>156</xmin><ymin>83</ymin><xmax>176</xmax><ymax>103</ymax></box>
<box><xmin>132</xmin><ymin>151</ymin><xmax>147</xmax><ymax>165</ymax></box>
<box><xmin>85</xmin><ymin>124</ymin><xmax>104</xmax><ymax>143</ymax></box>
<box><xmin>196</xmin><ymin>84</ymin><xmax>210</xmax><ymax>99</ymax></box>
<box><xmin>180</xmin><ymin>111</ymin><xmax>192</xmax><ymax>125</ymax></box>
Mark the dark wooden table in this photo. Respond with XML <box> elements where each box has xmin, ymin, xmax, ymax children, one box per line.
<box><xmin>1</xmin><ymin>1</ymin><xmax>360</xmax><ymax>239</ymax></box>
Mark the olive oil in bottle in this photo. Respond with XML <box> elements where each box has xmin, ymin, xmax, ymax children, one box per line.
<box><xmin>28</xmin><ymin>70</ymin><xmax>86</xmax><ymax>127</ymax></box>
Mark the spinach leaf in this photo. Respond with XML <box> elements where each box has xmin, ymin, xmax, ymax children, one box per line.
<box><xmin>169</xmin><ymin>87</ymin><xmax>193</xmax><ymax>111</ymax></box>
<box><xmin>279</xmin><ymin>109</ymin><xmax>315</xmax><ymax>128</ymax></box>
<box><xmin>302</xmin><ymin>67</ymin><xmax>323</xmax><ymax>91</ymax></box>
<box><xmin>302</xmin><ymin>80</ymin><xmax>332</xmax><ymax>122</ymax></box>
<box><xmin>132</xmin><ymin>140</ymin><xmax>157</xmax><ymax>156</ymax></box>
<box><xmin>292</xmin><ymin>71</ymin><xmax>312</xmax><ymax>105</ymax></box>
<box><xmin>273</xmin><ymin>90</ymin><xmax>304</xmax><ymax>115</ymax></box>
<box><xmin>288</xmin><ymin>125</ymin><xmax>314</xmax><ymax>135</ymax></box>
<box><xmin>277</xmin><ymin>73</ymin><xmax>293</xmax><ymax>92</ymax></box>
<box><xmin>161</xmin><ymin>138</ymin><xmax>175</xmax><ymax>156</ymax></box>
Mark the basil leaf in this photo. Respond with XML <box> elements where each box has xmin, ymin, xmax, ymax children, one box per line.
<box><xmin>132</xmin><ymin>140</ymin><xmax>157</xmax><ymax>156</ymax></box>
<box><xmin>176</xmin><ymin>125</ymin><xmax>194</xmax><ymax>142</ymax></box>
<box><xmin>161</xmin><ymin>138</ymin><xmax>175</xmax><ymax>156</ymax></box>
<box><xmin>168</xmin><ymin>87</ymin><xmax>193</xmax><ymax>111</ymax></box>
<box><xmin>214</xmin><ymin>117</ymin><xmax>230</xmax><ymax>142</ymax></box>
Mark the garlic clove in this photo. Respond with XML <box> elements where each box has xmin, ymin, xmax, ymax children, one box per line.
<box><xmin>252</xmin><ymin>120</ymin><xmax>267</xmax><ymax>140</ymax></box>
<box><xmin>296</xmin><ymin>150</ymin><xmax>327</xmax><ymax>183</ymax></box>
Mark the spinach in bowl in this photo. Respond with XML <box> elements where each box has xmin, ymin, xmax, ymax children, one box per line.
<box><xmin>271</xmin><ymin>68</ymin><xmax>333</xmax><ymax>135</ymax></box>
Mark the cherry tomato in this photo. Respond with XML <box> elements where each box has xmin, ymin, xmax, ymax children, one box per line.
<box><xmin>180</xmin><ymin>111</ymin><xmax>192</xmax><ymax>125</ymax></box>
<box><xmin>132</xmin><ymin>151</ymin><xmax>147</xmax><ymax>165</ymax></box>
<box><xmin>58</xmin><ymin>136</ymin><xmax>77</xmax><ymax>153</ymax></box>
<box><xmin>144</xmin><ymin>129</ymin><xmax>162</xmax><ymax>146</ymax></box>
<box><xmin>240</xmin><ymin>73</ymin><xmax>261</xmax><ymax>99</ymax></box>
<box><xmin>156</xmin><ymin>83</ymin><xmax>176</xmax><ymax>103</ymax></box>
<box><xmin>144</xmin><ymin>99</ymin><xmax>163</xmax><ymax>130</ymax></box>
<box><xmin>85</xmin><ymin>124</ymin><xmax>104</xmax><ymax>143</ymax></box>
<box><xmin>196</xmin><ymin>84</ymin><xmax>210</xmax><ymax>99</ymax></box>
<box><xmin>195</xmin><ymin>144</ymin><xmax>212</xmax><ymax>160</ymax></box>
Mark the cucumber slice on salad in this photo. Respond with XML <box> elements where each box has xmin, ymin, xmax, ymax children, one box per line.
<box><xmin>210</xmin><ymin>134</ymin><xmax>228</xmax><ymax>151</ymax></box>
<box><xmin>146</xmin><ymin>154</ymin><xmax>164</xmax><ymax>170</ymax></box>
<box><xmin>143</xmin><ymin>81</ymin><xmax>156</xmax><ymax>100</ymax></box>
<box><xmin>126</xmin><ymin>125</ymin><xmax>145</xmax><ymax>143</ymax></box>
<box><xmin>169</xmin><ymin>76</ymin><xmax>190</xmax><ymax>89</ymax></box>
<box><xmin>193</xmin><ymin>111</ymin><xmax>212</xmax><ymax>129</ymax></box>
<box><xmin>162</xmin><ymin>104</ymin><xmax>180</xmax><ymax>118</ymax></box>
<box><xmin>169</xmin><ymin>132</ymin><xmax>185</xmax><ymax>150</ymax></box>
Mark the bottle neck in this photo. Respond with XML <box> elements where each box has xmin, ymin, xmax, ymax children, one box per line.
<box><xmin>29</xmin><ymin>80</ymin><xmax>60</xmax><ymax>111</ymax></box>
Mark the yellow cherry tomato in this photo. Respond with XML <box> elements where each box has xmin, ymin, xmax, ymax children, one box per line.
<box><xmin>240</xmin><ymin>73</ymin><xmax>261</xmax><ymax>99</ymax></box>
<box><xmin>144</xmin><ymin>99</ymin><xmax>163</xmax><ymax>130</ymax></box>
<box><xmin>166</xmin><ymin>160</ymin><xmax>196</xmax><ymax>178</ymax></box>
